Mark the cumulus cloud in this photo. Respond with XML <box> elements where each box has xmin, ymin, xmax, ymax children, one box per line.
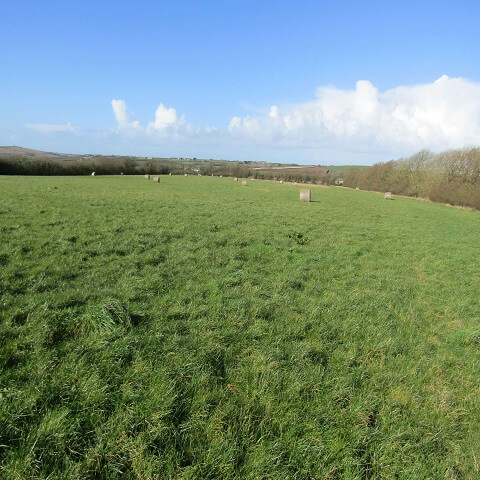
<box><xmin>228</xmin><ymin>75</ymin><xmax>480</xmax><ymax>152</ymax></box>
<box><xmin>111</xmin><ymin>99</ymin><xmax>194</xmax><ymax>137</ymax></box>
<box><xmin>110</xmin><ymin>99</ymin><xmax>219</xmax><ymax>142</ymax></box>
<box><xmin>111</xmin><ymin>99</ymin><xmax>141</xmax><ymax>130</ymax></box>
<box><xmin>147</xmin><ymin>103</ymin><xmax>185</xmax><ymax>133</ymax></box>
<box><xmin>108</xmin><ymin>77</ymin><xmax>480</xmax><ymax>160</ymax></box>
<box><xmin>25</xmin><ymin>122</ymin><xmax>77</xmax><ymax>134</ymax></box>
<box><xmin>21</xmin><ymin>77</ymin><xmax>480</xmax><ymax>162</ymax></box>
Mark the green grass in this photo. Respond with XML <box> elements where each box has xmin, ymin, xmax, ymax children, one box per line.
<box><xmin>1</xmin><ymin>175</ymin><xmax>480</xmax><ymax>479</ymax></box>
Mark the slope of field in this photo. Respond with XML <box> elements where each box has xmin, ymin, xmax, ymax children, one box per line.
<box><xmin>1</xmin><ymin>176</ymin><xmax>480</xmax><ymax>478</ymax></box>
<box><xmin>0</xmin><ymin>146</ymin><xmax>72</xmax><ymax>159</ymax></box>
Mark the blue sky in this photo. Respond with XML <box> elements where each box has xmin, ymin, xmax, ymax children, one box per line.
<box><xmin>1</xmin><ymin>1</ymin><xmax>480</xmax><ymax>164</ymax></box>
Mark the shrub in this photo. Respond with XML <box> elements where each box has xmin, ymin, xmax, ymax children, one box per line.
<box><xmin>344</xmin><ymin>147</ymin><xmax>480</xmax><ymax>210</ymax></box>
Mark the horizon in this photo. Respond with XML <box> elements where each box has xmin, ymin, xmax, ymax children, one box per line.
<box><xmin>0</xmin><ymin>144</ymin><xmax>372</xmax><ymax>166</ymax></box>
<box><xmin>2</xmin><ymin>1</ymin><xmax>480</xmax><ymax>165</ymax></box>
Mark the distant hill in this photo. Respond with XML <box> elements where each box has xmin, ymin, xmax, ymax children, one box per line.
<box><xmin>0</xmin><ymin>146</ymin><xmax>77</xmax><ymax>159</ymax></box>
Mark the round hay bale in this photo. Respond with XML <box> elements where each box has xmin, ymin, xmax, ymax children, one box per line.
<box><xmin>300</xmin><ymin>189</ymin><xmax>311</xmax><ymax>202</ymax></box>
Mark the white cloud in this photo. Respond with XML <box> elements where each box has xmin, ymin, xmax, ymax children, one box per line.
<box><xmin>20</xmin><ymin>77</ymin><xmax>480</xmax><ymax>164</ymax></box>
<box><xmin>228</xmin><ymin>76</ymin><xmax>480</xmax><ymax>152</ymax></box>
<box><xmin>148</xmin><ymin>103</ymin><xmax>181</xmax><ymax>131</ymax></box>
<box><xmin>105</xmin><ymin>78</ymin><xmax>480</xmax><ymax>161</ymax></box>
<box><xmin>110</xmin><ymin>99</ymin><xmax>218</xmax><ymax>141</ymax></box>
<box><xmin>111</xmin><ymin>99</ymin><xmax>192</xmax><ymax>136</ymax></box>
<box><xmin>25</xmin><ymin>122</ymin><xmax>77</xmax><ymax>134</ymax></box>
<box><xmin>111</xmin><ymin>99</ymin><xmax>141</xmax><ymax>130</ymax></box>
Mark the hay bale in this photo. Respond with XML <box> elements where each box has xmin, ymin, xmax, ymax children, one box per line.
<box><xmin>300</xmin><ymin>189</ymin><xmax>311</xmax><ymax>202</ymax></box>
<box><xmin>279</xmin><ymin>180</ymin><xmax>283</xmax><ymax>184</ymax></box>
<box><xmin>234</xmin><ymin>177</ymin><xmax>238</xmax><ymax>181</ymax></box>
<box><xmin>384</xmin><ymin>192</ymin><xmax>393</xmax><ymax>199</ymax></box>
<box><xmin>145</xmin><ymin>174</ymin><xmax>150</xmax><ymax>180</ymax></box>
<box><xmin>153</xmin><ymin>176</ymin><xmax>159</xmax><ymax>183</ymax></box>
<box><xmin>356</xmin><ymin>187</ymin><xmax>360</xmax><ymax>190</ymax></box>
<box><xmin>242</xmin><ymin>180</ymin><xmax>247</xmax><ymax>186</ymax></box>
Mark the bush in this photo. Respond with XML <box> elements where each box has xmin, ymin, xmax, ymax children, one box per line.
<box><xmin>344</xmin><ymin>147</ymin><xmax>480</xmax><ymax>210</ymax></box>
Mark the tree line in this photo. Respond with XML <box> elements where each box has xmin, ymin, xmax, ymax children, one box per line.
<box><xmin>0</xmin><ymin>154</ymin><xmax>343</xmax><ymax>184</ymax></box>
<box><xmin>344</xmin><ymin>148</ymin><xmax>480</xmax><ymax>210</ymax></box>
<box><xmin>0</xmin><ymin>155</ymin><xmax>138</xmax><ymax>175</ymax></box>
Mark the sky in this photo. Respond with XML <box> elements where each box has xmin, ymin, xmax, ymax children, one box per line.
<box><xmin>1</xmin><ymin>0</ymin><xmax>480</xmax><ymax>165</ymax></box>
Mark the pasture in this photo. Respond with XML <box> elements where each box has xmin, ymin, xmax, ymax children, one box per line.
<box><xmin>1</xmin><ymin>175</ymin><xmax>480</xmax><ymax>479</ymax></box>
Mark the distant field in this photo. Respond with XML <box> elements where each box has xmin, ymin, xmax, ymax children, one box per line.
<box><xmin>255</xmin><ymin>165</ymin><xmax>330</xmax><ymax>176</ymax></box>
<box><xmin>254</xmin><ymin>165</ymin><xmax>368</xmax><ymax>178</ymax></box>
<box><xmin>1</xmin><ymin>175</ymin><xmax>480</xmax><ymax>478</ymax></box>
<box><xmin>324</xmin><ymin>165</ymin><xmax>369</xmax><ymax>173</ymax></box>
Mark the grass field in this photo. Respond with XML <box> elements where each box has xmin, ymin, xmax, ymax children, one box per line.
<box><xmin>1</xmin><ymin>175</ymin><xmax>480</xmax><ymax>479</ymax></box>
<box><xmin>323</xmin><ymin>165</ymin><xmax>369</xmax><ymax>173</ymax></box>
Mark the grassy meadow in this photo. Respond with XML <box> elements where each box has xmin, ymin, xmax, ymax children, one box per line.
<box><xmin>1</xmin><ymin>175</ymin><xmax>480</xmax><ymax>479</ymax></box>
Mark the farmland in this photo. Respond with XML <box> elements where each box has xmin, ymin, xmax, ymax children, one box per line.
<box><xmin>0</xmin><ymin>146</ymin><xmax>353</xmax><ymax>184</ymax></box>
<box><xmin>1</xmin><ymin>175</ymin><xmax>480</xmax><ymax>479</ymax></box>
